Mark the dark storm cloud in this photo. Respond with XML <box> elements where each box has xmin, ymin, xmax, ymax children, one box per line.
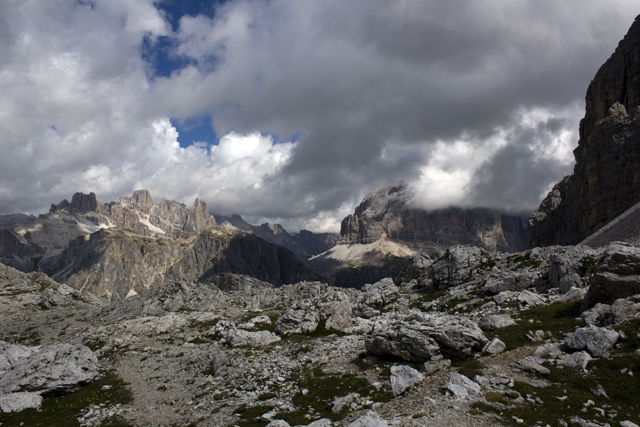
<box><xmin>467</xmin><ymin>115</ymin><xmax>578</xmax><ymax>212</ymax></box>
<box><xmin>150</xmin><ymin>0</ymin><xmax>637</xmax><ymax>224</ymax></box>
<box><xmin>0</xmin><ymin>0</ymin><xmax>638</xmax><ymax>231</ymax></box>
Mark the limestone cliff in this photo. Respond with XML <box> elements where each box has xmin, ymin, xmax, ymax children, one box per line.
<box><xmin>339</xmin><ymin>185</ymin><xmax>528</xmax><ymax>254</ymax></box>
<box><xmin>40</xmin><ymin>227</ymin><xmax>322</xmax><ymax>301</ymax></box>
<box><xmin>0</xmin><ymin>190</ymin><xmax>218</xmax><ymax>272</ymax></box>
<box><xmin>309</xmin><ymin>184</ymin><xmax>527</xmax><ymax>288</ymax></box>
<box><xmin>529</xmin><ymin>15</ymin><xmax>640</xmax><ymax>246</ymax></box>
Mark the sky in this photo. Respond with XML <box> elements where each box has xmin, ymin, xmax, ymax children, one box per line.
<box><xmin>1</xmin><ymin>0</ymin><xmax>639</xmax><ymax>233</ymax></box>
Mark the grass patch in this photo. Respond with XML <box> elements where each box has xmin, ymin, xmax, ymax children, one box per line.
<box><xmin>281</xmin><ymin>368</ymin><xmax>374</xmax><ymax>425</ymax></box>
<box><xmin>0</xmin><ymin>370</ymin><xmax>133</xmax><ymax>427</ymax></box>
<box><xmin>485</xmin><ymin>391</ymin><xmax>511</xmax><ymax>405</ymax></box>
<box><xmin>189</xmin><ymin>317</ymin><xmax>220</xmax><ymax>331</ymax></box>
<box><xmin>507</xmin><ymin>253</ymin><xmax>541</xmax><ymax>271</ymax></box>
<box><xmin>257</xmin><ymin>392</ymin><xmax>277</xmax><ymax>401</ymax></box>
<box><xmin>280</xmin><ymin>318</ymin><xmax>347</xmax><ymax>342</ymax></box>
<box><xmin>480</xmin><ymin>320</ymin><xmax>640</xmax><ymax>426</ymax></box>
<box><xmin>408</xmin><ymin>289</ymin><xmax>448</xmax><ymax>311</ymax></box>
<box><xmin>12</xmin><ymin>326</ymin><xmax>41</xmax><ymax>346</ymax></box>
<box><xmin>233</xmin><ymin>405</ymin><xmax>274</xmax><ymax>427</ymax></box>
<box><xmin>579</xmin><ymin>254</ymin><xmax>599</xmax><ymax>273</ymax></box>
<box><xmin>453</xmin><ymin>358</ymin><xmax>484</xmax><ymax>379</ymax></box>
<box><xmin>484</xmin><ymin>300</ymin><xmax>582</xmax><ymax>351</ymax></box>
<box><xmin>477</xmin><ymin>257</ymin><xmax>497</xmax><ymax>270</ymax></box>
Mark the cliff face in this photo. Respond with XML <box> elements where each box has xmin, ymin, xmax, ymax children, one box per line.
<box><xmin>340</xmin><ymin>185</ymin><xmax>528</xmax><ymax>254</ymax></box>
<box><xmin>49</xmin><ymin>189</ymin><xmax>218</xmax><ymax>239</ymax></box>
<box><xmin>529</xmin><ymin>15</ymin><xmax>640</xmax><ymax>246</ymax></box>
<box><xmin>214</xmin><ymin>214</ymin><xmax>338</xmax><ymax>260</ymax></box>
<box><xmin>40</xmin><ymin>227</ymin><xmax>321</xmax><ymax>301</ymax></box>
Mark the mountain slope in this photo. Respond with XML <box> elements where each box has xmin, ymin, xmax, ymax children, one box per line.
<box><xmin>39</xmin><ymin>226</ymin><xmax>322</xmax><ymax>301</ymax></box>
<box><xmin>309</xmin><ymin>184</ymin><xmax>528</xmax><ymax>287</ymax></box>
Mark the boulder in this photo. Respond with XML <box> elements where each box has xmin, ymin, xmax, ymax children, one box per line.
<box><xmin>331</xmin><ymin>392</ymin><xmax>360</xmax><ymax>413</ymax></box>
<box><xmin>427</xmin><ymin>246</ymin><xmax>491</xmax><ymax>291</ymax></box>
<box><xmin>209</xmin><ymin>348</ymin><xmax>228</xmax><ymax>377</ymax></box>
<box><xmin>581</xmin><ymin>295</ymin><xmax>640</xmax><ymax>327</ymax></box>
<box><xmin>419</xmin><ymin>315</ymin><xmax>488</xmax><ymax>352</ymax></box>
<box><xmin>349</xmin><ymin>414</ymin><xmax>389</xmax><ymax>427</ymax></box>
<box><xmin>307</xmin><ymin>420</ymin><xmax>332</xmax><ymax>427</ymax></box>
<box><xmin>557</xmin><ymin>351</ymin><xmax>592</xmax><ymax>370</ymax></box>
<box><xmin>0</xmin><ymin>341</ymin><xmax>37</xmax><ymax>375</ymax></box>
<box><xmin>390</xmin><ymin>365</ymin><xmax>423</xmax><ymax>396</ymax></box>
<box><xmin>211</xmin><ymin>320</ymin><xmax>281</xmax><ymax>347</ymax></box>
<box><xmin>564</xmin><ymin>325</ymin><xmax>620</xmax><ymax>358</ymax></box>
<box><xmin>581</xmin><ymin>244</ymin><xmax>640</xmax><ymax>311</ymax></box>
<box><xmin>482</xmin><ymin>337</ymin><xmax>506</xmax><ymax>355</ymax></box>
<box><xmin>514</xmin><ymin>359</ymin><xmax>550</xmax><ymax>376</ymax></box>
<box><xmin>0</xmin><ymin>392</ymin><xmax>43</xmax><ymax>413</ymax></box>
<box><xmin>275</xmin><ymin>310</ymin><xmax>320</xmax><ymax>335</ymax></box>
<box><xmin>482</xmin><ymin>268</ymin><xmax>536</xmax><ymax>295</ymax></box>
<box><xmin>36</xmin><ymin>289</ymin><xmax>66</xmax><ymax>309</ymax></box>
<box><xmin>352</xmin><ymin>304</ymin><xmax>380</xmax><ymax>319</ymax></box>
<box><xmin>445</xmin><ymin>372</ymin><xmax>481</xmax><ymax>398</ymax></box>
<box><xmin>548</xmin><ymin>254</ymin><xmax>584</xmax><ymax>293</ymax></box>
<box><xmin>533</xmin><ymin>342</ymin><xmax>563</xmax><ymax>359</ymax></box>
<box><xmin>275</xmin><ymin>289</ymin><xmax>353</xmax><ymax>334</ymax></box>
<box><xmin>423</xmin><ymin>355</ymin><xmax>451</xmax><ymax>375</ymax></box>
<box><xmin>0</xmin><ymin>344</ymin><xmax>99</xmax><ymax>395</ymax></box>
<box><xmin>359</xmin><ymin>278</ymin><xmax>400</xmax><ymax>309</ymax></box>
<box><xmin>517</xmin><ymin>290</ymin><xmax>546</xmax><ymax>308</ymax></box>
<box><xmin>365</xmin><ymin>326</ymin><xmax>439</xmax><ymax>363</ymax></box>
<box><xmin>478</xmin><ymin>314</ymin><xmax>516</xmax><ymax>330</ymax></box>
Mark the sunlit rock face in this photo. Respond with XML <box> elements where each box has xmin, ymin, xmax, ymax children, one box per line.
<box><xmin>529</xmin><ymin>16</ymin><xmax>640</xmax><ymax>247</ymax></box>
<box><xmin>339</xmin><ymin>184</ymin><xmax>528</xmax><ymax>254</ymax></box>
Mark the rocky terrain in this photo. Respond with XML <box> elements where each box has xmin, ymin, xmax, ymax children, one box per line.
<box><xmin>2</xmin><ymin>237</ymin><xmax>640</xmax><ymax>427</ymax></box>
<box><xmin>529</xmin><ymin>15</ymin><xmax>640</xmax><ymax>247</ymax></box>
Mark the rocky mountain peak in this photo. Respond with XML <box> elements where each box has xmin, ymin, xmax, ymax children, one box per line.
<box><xmin>339</xmin><ymin>185</ymin><xmax>527</xmax><ymax>254</ymax></box>
<box><xmin>49</xmin><ymin>192</ymin><xmax>99</xmax><ymax>214</ymax></box>
<box><xmin>529</xmin><ymin>15</ymin><xmax>640</xmax><ymax>246</ymax></box>
<box><xmin>131</xmin><ymin>189</ymin><xmax>154</xmax><ymax>209</ymax></box>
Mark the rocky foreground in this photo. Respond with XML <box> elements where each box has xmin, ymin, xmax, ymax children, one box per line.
<box><xmin>1</xmin><ymin>242</ymin><xmax>640</xmax><ymax>427</ymax></box>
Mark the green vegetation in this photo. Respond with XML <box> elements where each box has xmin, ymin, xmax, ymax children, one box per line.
<box><xmin>278</xmin><ymin>367</ymin><xmax>384</xmax><ymax>425</ymax></box>
<box><xmin>257</xmin><ymin>392</ymin><xmax>277</xmax><ymax>401</ymax></box>
<box><xmin>408</xmin><ymin>289</ymin><xmax>447</xmax><ymax>311</ymax></box>
<box><xmin>507</xmin><ymin>253</ymin><xmax>541</xmax><ymax>271</ymax></box>
<box><xmin>579</xmin><ymin>254</ymin><xmax>599</xmax><ymax>272</ymax></box>
<box><xmin>0</xmin><ymin>371</ymin><xmax>133</xmax><ymax>427</ymax></box>
<box><xmin>485</xmin><ymin>391</ymin><xmax>511</xmax><ymax>405</ymax></box>
<box><xmin>484</xmin><ymin>300</ymin><xmax>582</xmax><ymax>350</ymax></box>
<box><xmin>189</xmin><ymin>317</ymin><xmax>220</xmax><ymax>331</ymax></box>
<box><xmin>477</xmin><ymin>257</ymin><xmax>497</xmax><ymax>270</ymax></box>
<box><xmin>476</xmin><ymin>318</ymin><xmax>640</xmax><ymax>426</ymax></box>
<box><xmin>11</xmin><ymin>326</ymin><xmax>41</xmax><ymax>346</ymax></box>
<box><xmin>232</xmin><ymin>405</ymin><xmax>274</xmax><ymax>427</ymax></box>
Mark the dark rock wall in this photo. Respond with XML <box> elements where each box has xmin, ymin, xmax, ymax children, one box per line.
<box><xmin>340</xmin><ymin>185</ymin><xmax>528</xmax><ymax>253</ymax></box>
<box><xmin>529</xmin><ymin>15</ymin><xmax>640</xmax><ymax>246</ymax></box>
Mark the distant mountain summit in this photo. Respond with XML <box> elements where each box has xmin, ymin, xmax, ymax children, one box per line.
<box><xmin>339</xmin><ymin>184</ymin><xmax>527</xmax><ymax>253</ymax></box>
<box><xmin>49</xmin><ymin>189</ymin><xmax>216</xmax><ymax>238</ymax></box>
<box><xmin>529</xmin><ymin>15</ymin><xmax>640</xmax><ymax>246</ymax></box>
<box><xmin>310</xmin><ymin>184</ymin><xmax>528</xmax><ymax>288</ymax></box>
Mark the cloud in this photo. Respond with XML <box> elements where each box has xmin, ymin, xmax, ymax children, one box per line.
<box><xmin>0</xmin><ymin>0</ymin><xmax>639</xmax><ymax>233</ymax></box>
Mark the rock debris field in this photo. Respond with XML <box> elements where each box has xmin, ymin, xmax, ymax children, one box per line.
<box><xmin>1</xmin><ymin>243</ymin><xmax>640</xmax><ymax>427</ymax></box>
